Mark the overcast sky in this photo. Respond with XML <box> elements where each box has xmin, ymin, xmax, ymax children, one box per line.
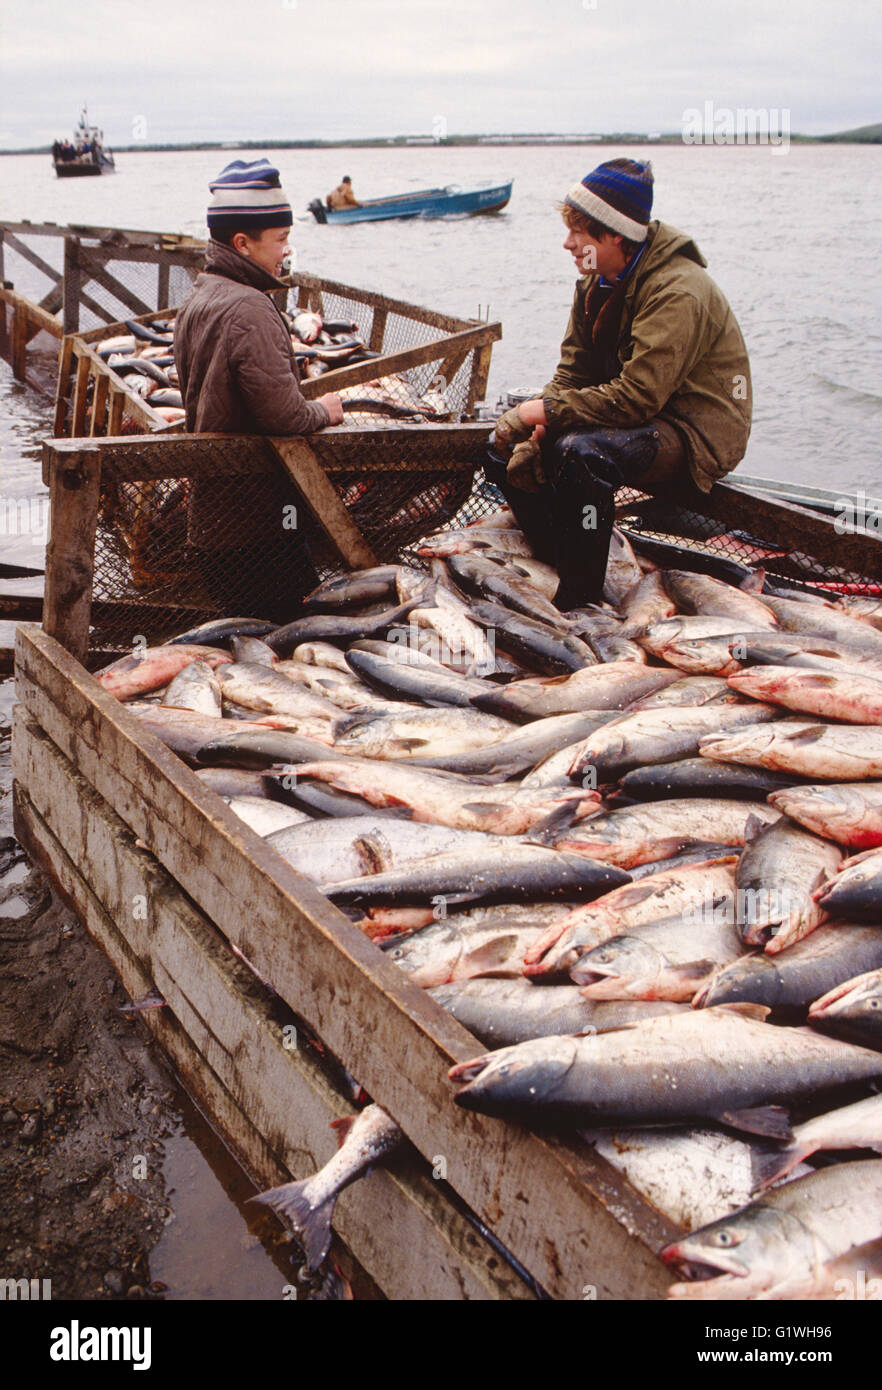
<box><xmin>1</xmin><ymin>0</ymin><xmax>878</xmax><ymax>148</ymax></box>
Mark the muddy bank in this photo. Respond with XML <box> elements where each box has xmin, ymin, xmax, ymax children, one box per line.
<box><xmin>0</xmin><ymin>855</ymin><xmax>177</xmax><ymax>1299</ymax></box>
<box><xmin>0</xmin><ymin>675</ymin><xmax>373</xmax><ymax>1300</ymax></box>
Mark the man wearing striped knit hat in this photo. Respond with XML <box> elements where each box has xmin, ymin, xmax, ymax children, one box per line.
<box><xmin>175</xmin><ymin>159</ymin><xmax>343</xmax><ymax>621</ymax></box>
<box><xmin>489</xmin><ymin>158</ymin><xmax>752</xmax><ymax>609</ymax></box>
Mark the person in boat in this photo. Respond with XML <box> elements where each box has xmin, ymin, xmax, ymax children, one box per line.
<box><xmin>175</xmin><ymin>158</ymin><xmax>343</xmax><ymax>621</ymax></box>
<box><xmin>326</xmin><ymin>176</ymin><xmax>359</xmax><ymax>210</ymax></box>
<box><xmin>489</xmin><ymin>158</ymin><xmax>752</xmax><ymax>608</ymax></box>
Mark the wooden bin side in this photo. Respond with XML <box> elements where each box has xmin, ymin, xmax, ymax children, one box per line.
<box><xmin>14</xmin><ymin>623</ymin><xmax>679</xmax><ymax>1301</ymax></box>
<box><xmin>11</xmin><ymin>704</ymin><xmax>535</xmax><ymax>1302</ymax></box>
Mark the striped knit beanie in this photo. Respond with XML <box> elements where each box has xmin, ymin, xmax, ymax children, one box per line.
<box><xmin>565</xmin><ymin>160</ymin><xmax>654</xmax><ymax>242</ymax></box>
<box><xmin>207</xmin><ymin>159</ymin><xmax>293</xmax><ymax>236</ymax></box>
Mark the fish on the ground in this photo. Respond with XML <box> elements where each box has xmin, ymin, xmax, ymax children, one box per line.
<box><xmin>96</xmin><ymin>645</ymin><xmax>233</xmax><ymax>700</ymax></box>
<box><xmin>289</xmin><ymin>758</ymin><xmax>599</xmax><ymax>835</ymax></box>
<box><xmin>322</xmin><ymin>843</ymin><xmax>630</xmax><ymax>907</ymax></box>
<box><xmin>248</xmin><ymin>1105</ymin><xmax>402</xmax><ymax>1271</ymax></box>
<box><xmin>700</xmin><ymin>721</ymin><xmax>882</xmax><ymax>780</ymax></box>
<box><xmin>813</xmin><ymin>847</ymin><xmax>882</xmax><ymax>922</ymax></box>
<box><xmin>570</xmin><ymin>913</ymin><xmax>743</xmax><ymax>1000</ymax></box>
<box><xmin>567</xmin><ymin>703</ymin><xmax>779</xmax><ymax>781</ymax></box>
<box><xmin>474</xmin><ymin>662</ymin><xmax>680</xmax><ymax>721</ymax></box>
<box><xmin>809</xmin><ymin>968</ymin><xmax>882</xmax><ymax>1050</ymax></box>
<box><xmin>753</xmin><ymin>1095</ymin><xmax>882</xmax><ymax>1188</ymax></box>
<box><xmin>450</xmin><ymin>1005</ymin><xmax>882</xmax><ymax>1133</ymax></box>
<box><xmin>662</xmin><ymin>1160</ymin><xmax>882</xmax><ymax>1299</ymax></box>
<box><xmin>524</xmin><ymin>858</ymin><xmax>739</xmax><ymax>977</ymax></box>
<box><xmin>734</xmin><ymin>816</ymin><xmax>842</xmax><ymax>952</ymax></box>
<box><xmin>768</xmin><ymin>782</ymin><xmax>882</xmax><ymax>849</ymax></box>
<box><xmin>161</xmin><ymin>660</ymin><xmax>222</xmax><ymax>715</ymax></box>
<box><xmin>728</xmin><ymin>665</ymin><xmax>882</xmax><ymax>724</ymax></box>
<box><xmin>695</xmin><ymin>923</ymin><xmax>882</xmax><ymax>1012</ymax></box>
<box><xmin>428</xmin><ymin>978</ymin><xmax>686</xmax><ymax>1047</ymax></box>
<box><xmin>661</xmin><ymin>570</ymin><xmax>778</xmax><ymax>629</ymax></box>
<box><xmin>542</xmin><ymin>798</ymin><xmax>780</xmax><ymax>870</ymax></box>
<box><xmin>615</xmin><ymin>757</ymin><xmax>797</xmax><ymax>802</ymax></box>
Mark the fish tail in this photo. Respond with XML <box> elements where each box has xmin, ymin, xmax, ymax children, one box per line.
<box><xmin>248</xmin><ymin>1180</ymin><xmax>335</xmax><ymax>1271</ymax></box>
<box><xmin>750</xmin><ymin>1143</ymin><xmax>804</xmax><ymax>1191</ymax></box>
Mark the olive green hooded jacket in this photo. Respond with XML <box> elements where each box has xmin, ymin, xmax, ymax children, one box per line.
<box><xmin>542</xmin><ymin>221</ymin><xmax>752</xmax><ymax>491</ymax></box>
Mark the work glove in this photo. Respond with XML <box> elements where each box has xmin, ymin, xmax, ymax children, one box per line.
<box><xmin>506</xmin><ymin>438</ymin><xmax>547</xmax><ymax>493</ymax></box>
<box><xmin>492</xmin><ymin>406</ymin><xmax>533</xmax><ymax>456</ymax></box>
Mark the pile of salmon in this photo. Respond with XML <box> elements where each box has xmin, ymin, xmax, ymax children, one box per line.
<box><xmin>96</xmin><ymin>313</ymin><xmax>452</xmax><ymax>427</ymax></box>
<box><xmin>93</xmin><ymin>510</ymin><xmax>882</xmax><ymax>1300</ymax></box>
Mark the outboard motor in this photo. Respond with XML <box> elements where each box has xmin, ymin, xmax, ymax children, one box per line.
<box><xmin>308</xmin><ymin>199</ymin><xmax>327</xmax><ymax>224</ymax></box>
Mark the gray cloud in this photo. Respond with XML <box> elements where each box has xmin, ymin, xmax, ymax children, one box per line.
<box><xmin>1</xmin><ymin>0</ymin><xmax>878</xmax><ymax>148</ymax></box>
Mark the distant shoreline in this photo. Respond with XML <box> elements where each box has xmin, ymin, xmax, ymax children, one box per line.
<box><xmin>2</xmin><ymin>125</ymin><xmax>880</xmax><ymax>155</ymax></box>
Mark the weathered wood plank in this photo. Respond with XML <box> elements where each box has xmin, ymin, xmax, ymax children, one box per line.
<box><xmin>467</xmin><ymin>342</ymin><xmax>495</xmax><ymax>412</ymax></box>
<box><xmin>89</xmin><ymin>371</ymin><xmax>109</xmax><ymax>436</ymax></box>
<box><xmin>43</xmin><ymin>425</ymin><xmax>491</xmax><ymax>483</ymax></box>
<box><xmin>660</xmin><ymin>479</ymin><xmax>882</xmax><ymax>581</ymax></box>
<box><xmin>62</xmin><ymin>237</ymin><xmax>81</xmax><ymax>335</ymax></box>
<box><xmin>107</xmin><ymin>387</ymin><xmax>125</xmax><ymax>437</ymax></box>
<box><xmin>298</xmin><ymin>324</ymin><xmax>499</xmax><ymax>401</ymax></box>
<box><xmin>78</xmin><ymin>245</ymin><xmax>204</xmax><ymax>270</ymax></box>
<box><xmin>269</xmin><ymin>437</ymin><xmax>378</xmax><ymax>570</ymax></box>
<box><xmin>368</xmin><ymin>306</ymin><xmax>388</xmax><ymax>353</ymax></box>
<box><xmin>70</xmin><ymin>353</ymin><xmax>91</xmax><ymax>437</ymax></box>
<box><xmin>157</xmin><ymin>262</ymin><xmax>170</xmax><ymax>310</ymax></box>
<box><xmin>0</xmin><ymin>219</ymin><xmax>205</xmax><ymax>247</ymax></box>
<box><xmin>53</xmin><ymin>335</ymin><xmax>75</xmax><ymax>435</ymax></box>
<box><xmin>11</xmin><ymin>303</ymin><xmax>27</xmax><ymax>380</ymax></box>
<box><xmin>0</xmin><ymin>288</ymin><xmax>64</xmax><ymax>339</ymax></box>
<box><xmin>14</xmin><ymin>624</ymin><xmax>677</xmax><ymax>1300</ymax></box>
<box><xmin>41</xmin><ymin>456</ymin><xmax>101</xmax><ymax>662</ymax></box>
<box><xmin>13</xmin><ymin>712</ymin><xmax>535</xmax><ymax>1301</ymax></box>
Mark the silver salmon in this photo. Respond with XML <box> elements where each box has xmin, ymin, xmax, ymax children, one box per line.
<box><xmin>248</xmin><ymin>1105</ymin><xmax>402</xmax><ymax>1270</ymax></box>
<box><xmin>451</xmin><ymin>1006</ymin><xmax>882</xmax><ymax>1134</ymax></box>
<box><xmin>662</xmin><ymin>1160</ymin><xmax>882</xmax><ymax>1299</ymax></box>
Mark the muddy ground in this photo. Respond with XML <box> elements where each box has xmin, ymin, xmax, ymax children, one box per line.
<box><xmin>0</xmin><ymin>676</ymin><xmax>371</xmax><ymax>1301</ymax></box>
<box><xmin>0</xmin><ymin>672</ymin><xmax>182</xmax><ymax>1298</ymax></box>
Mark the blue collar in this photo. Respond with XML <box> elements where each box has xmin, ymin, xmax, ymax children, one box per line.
<box><xmin>598</xmin><ymin>242</ymin><xmax>646</xmax><ymax>288</ymax></box>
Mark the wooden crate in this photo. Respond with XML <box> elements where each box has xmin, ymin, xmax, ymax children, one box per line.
<box><xmin>55</xmin><ymin>275</ymin><xmax>501</xmax><ymax>439</ymax></box>
<box><xmin>12</xmin><ymin>623</ymin><xmax>678</xmax><ymax>1300</ymax></box>
<box><xmin>0</xmin><ymin>221</ymin><xmax>204</xmax><ymax>389</ymax></box>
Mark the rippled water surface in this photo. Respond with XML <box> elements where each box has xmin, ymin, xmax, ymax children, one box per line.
<box><xmin>2</xmin><ymin>142</ymin><xmax>881</xmax><ymax>517</ymax></box>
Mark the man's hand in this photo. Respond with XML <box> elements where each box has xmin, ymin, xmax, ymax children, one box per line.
<box><xmin>318</xmin><ymin>392</ymin><xmax>344</xmax><ymax>425</ymax></box>
<box><xmin>492</xmin><ymin>406</ymin><xmax>533</xmax><ymax>456</ymax></box>
<box><xmin>506</xmin><ymin>437</ymin><xmax>547</xmax><ymax>493</ymax></box>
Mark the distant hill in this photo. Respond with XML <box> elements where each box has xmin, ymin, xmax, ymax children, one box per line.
<box><xmin>820</xmin><ymin>122</ymin><xmax>882</xmax><ymax>143</ymax></box>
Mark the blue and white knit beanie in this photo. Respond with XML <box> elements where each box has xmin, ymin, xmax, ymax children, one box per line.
<box><xmin>565</xmin><ymin>160</ymin><xmax>654</xmax><ymax>242</ymax></box>
<box><xmin>207</xmin><ymin>159</ymin><xmax>293</xmax><ymax>237</ymax></box>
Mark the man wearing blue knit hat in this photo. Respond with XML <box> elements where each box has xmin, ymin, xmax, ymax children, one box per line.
<box><xmin>490</xmin><ymin>157</ymin><xmax>752</xmax><ymax>608</ymax></box>
<box><xmin>175</xmin><ymin>159</ymin><xmax>343</xmax><ymax>620</ymax></box>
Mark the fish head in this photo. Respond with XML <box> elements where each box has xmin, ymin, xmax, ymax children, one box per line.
<box><xmin>450</xmin><ymin>1035</ymin><xmax>580</xmax><ymax>1115</ymax></box>
<box><xmin>692</xmin><ymin>956</ymin><xmax>771</xmax><ymax>1009</ymax></box>
<box><xmin>663</xmin><ymin>1205</ymin><xmax>809</xmax><ymax>1298</ymax></box>
<box><xmin>570</xmin><ymin>936</ymin><xmax>659</xmax><ymax>992</ymax></box>
<box><xmin>379</xmin><ymin>922</ymin><xmax>461</xmax><ymax>987</ymax></box>
<box><xmin>810</xmin><ymin>973</ymin><xmax>882</xmax><ymax>1022</ymax></box>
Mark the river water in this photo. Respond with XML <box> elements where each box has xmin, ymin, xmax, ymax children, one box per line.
<box><xmin>2</xmin><ymin>141</ymin><xmax>881</xmax><ymax>544</ymax></box>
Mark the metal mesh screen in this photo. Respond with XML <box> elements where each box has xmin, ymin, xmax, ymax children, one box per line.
<box><xmin>613</xmin><ymin>486</ymin><xmax>880</xmax><ymax>594</ymax></box>
<box><xmin>86</xmin><ymin>450</ymin><xmax>877</xmax><ymax>654</ymax></box>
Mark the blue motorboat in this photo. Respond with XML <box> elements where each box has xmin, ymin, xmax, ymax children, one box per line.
<box><xmin>308</xmin><ymin>180</ymin><xmax>512</xmax><ymax>224</ymax></box>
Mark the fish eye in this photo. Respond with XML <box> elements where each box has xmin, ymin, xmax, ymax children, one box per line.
<box><xmin>712</xmin><ymin>1230</ymin><xmax>739</xmax><ymax>1247</ymax></box>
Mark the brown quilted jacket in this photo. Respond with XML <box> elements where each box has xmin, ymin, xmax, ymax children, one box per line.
<box><xmin>174</xmin><ymin>239</ymin><xmax>330</xmax><ymax>546</ymax></box>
